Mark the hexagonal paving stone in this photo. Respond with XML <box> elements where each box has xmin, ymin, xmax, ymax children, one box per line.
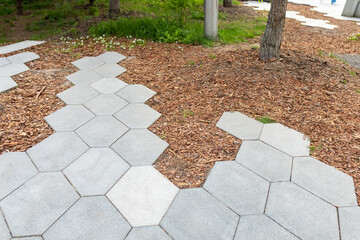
<box><xmin>111</xmin><ymin>129</ymin><xmax>168</xmax><ymax>166</ymax></box>
<box><xmin>96</xmin><ymin>51</ymin><xmax>126</xmax><ymax>63</ymax></box>
<box><xmin>64</xmin><ymin>148</ymin><xmax>129</xmax><ymax>196</ymax></box>
<box><xmin>7</xmin><ymin>52</ymin><xmax>39</xmax><ymax>63</ymax></box>
<box><xmin>0</xmin><ymin>76</ymin><xmax>17</xmax><ymax>92</ymax></box>
<box><xmin>0</xmin><ymin>172</ymin><xmax>79</xmax><ymax>237</ymax></box>
<box><xmin>0</xmin><ymin>152</ymin><xmax>38</xmax><ymax>200</ymax></box>
<box><xmin>0</xmin><ymin>63</ymin><xmax>29</xmax><ymax>77</ymax></box>
<box><xmin>161</xmin><ymin>188</ymin><xmax>239</xmax><ymax>240</ymax></box>
<box><xmin>65</xmin><ymin>70</ymin><xmax>102</xmax><ymax>85</ymax></box>
<box><xmin>114</xmin><ymin>104</ymin><xmax>161</xmax><ymax>129</ymax></box>
<box><xmin>260</xmin><ymin>123</ymin><xmax>310</xmax><ymax>157</ymax></box>
<box><xmin>117</xmin><ymin>84</ymin><xmax>156</xmax><ymax>103</ymax></box>
<box><xmin>203</xmin><ymin>161</ymin><xmax>269</xmax><ymax>215</ymax></box>
<box><xmin>27</xmin><ymin>132</ymin><xmax>89</xmax><ymax>171</ymax></box>
<box><xmin>265</xmin><ymin>182</ymin><xmax>339</xmax><ymax>240</ymax></box>
<box><xmin>125</xmin><ymin>226</ymin><xmax>171</xmax><ymax>240</ymax></box>
<box><xmin>44</xmin><ymin>105</ymin><xmax>94</xmax><ymax>131</ymax></box>
<box><xmin>0</xmin><ymin>210</ymin><xmax>11</xmax><ymax>240</ymax></box>
<box><xmin>93</xmin><ymin>64</ymin><xmax>126</xmax><ymax>78</ymax></box>
<box><xmin>57</xmin><ymin>85</ymin><xmax>99</xmax><ymax>105</ymax></box>
<box><xmin>292</xmin><ymin>157</ymin><xmax>357</xmax><ymax>207</ymax></box>
<box><xmin>89</xmin><ymin>77</ymin><xmax>127</xmax><ymax>93</ymax></box>
<box><xmin>339</xmin><ymin>207</ymin><xmax>360</xmax><ymax>240</ymax></box>
<box><xmin>11</xmin><ymin>237</ymin><xmax>43</xmax><ymax>240</ymax></box>
<box><xmin>0</xmin><ymin>57</ymin><xmax>10</xmax><ymax>66</ymax></box>
<box><xmin>72</xmin><ymin>57</ymin><xmax>104</xmax><ymax>70</ymax></box>
<box><xmin>216</xmin><ymin>112</ymin><xmax>264</xmax><ymax>140</ymax></box>
<box><xmin>84</xmin><ymin>94</ymin><xmax>128</xmax><ymax>115</ymax></box>
<box><xmin>107</xmin><ymin>166</ymin><xmax>179</xmax><ymax>227</ymax></box>
<box><xmin>43</xmin><ymin>196</ymin><xmax>131</xmax><ymax>240</ymax></box>
<box><xmin>235</xmin><ymin>141</ymin><xmax>292</xmax><ymax>182</ymax></box>
<box><xmin>76</xmin><ymin>116</ymin><xmax>128</xmax><ymax>147</ymax></box>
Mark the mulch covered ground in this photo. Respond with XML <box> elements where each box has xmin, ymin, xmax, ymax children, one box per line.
<box><xmin>1</xmin><ymin>3</ymin><xmax>360</xmax><ymax>203</ymax></box>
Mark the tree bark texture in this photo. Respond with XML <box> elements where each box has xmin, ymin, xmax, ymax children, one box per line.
<box><xmin>259</xmin><ymin>0</ymin><xmax>288</xmax><ymax>60</ymax></box>
<box><xmin>223</xmin><ymin>0</ymin><xmax>233</xmax><ymax>7</ymax></box>
<box><xmin>109</xmin><ymin>0</ymin><xmax>120</xmax><ymax>18</ymax></box>
<box><xmin>16</xmin><ymin>0</ymin><xmax>23</xmax><ymax>15</ymax></box>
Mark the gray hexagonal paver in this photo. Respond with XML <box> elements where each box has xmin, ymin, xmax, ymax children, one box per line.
<box><xmin>0</xmin><ymin>76</ymin><xmax>18</xmax><ymax>92</ymax></box>
<box><xmin>260</xmin><ymin>123</ymin><xmax>310</xmax><ymax>157</ymax></box>
<box><xmin>265</xmin><ymin>182</ymin><xmax>339</xmax><ymax>240</ymax></box>
<box><xmin>11</xmin><ymin>237</ymin><xmax>43</xmax><ymax>240</ymax></box>
<box><xmin>89</xmin><ymin>77</ymin><xmax>128</xmax><ymax>93</ymax></box>
<box><xmin>7</xmin><ymin>52</ymin><xmax>40</xmax><ymax>63</ymax></box>
<box><xmin>76</xmin><ymin>116</ymin><xmax>128</xmax><ymax>147</ymax></box>
<box><xmin>0</xmin><ymin>57</ymin><xmax>10</xmax><ymax>66</ymax></box>
<box><xmin>0</xmin><ymin>172</ymin><xmax>79</xmax><ymax>237</ymax></box>
<box><xmin>72</xmin><ymin>57</ymin><xmax>104</xmax><ymax>70</ymax></box>
<box><xmin>0</xmin><ymin>152</ymin><xmax>38</xmax><ymax>200</ymax></box>
<box><xmin>161</xmin><ymin>188</ymin><xmax>239</xmax><ymax>240</ymax></box>
<box><xmin>235</xmin><ymin>141</ymin><xmax>292</xmax><ymax>182</ymax></box>
<box><xmin>84</xmin><ymin>94</ymin><xmax>128</xmax><ymax>116</ymax></box>
<box><xmin>0</xmin><ymin>210</ymin><xmax>11</xmax><ymax>240</ymax></box>
<box><xmin>203</xmin><ymin>161</ymin><xmax>269</xmax><ymax>215</ymax></box>
<box><xmin>44</xmin><ymin>105</ymin><xmax>94</xmax><ymax>131</ymax></box>
<box><xmin>107</xmin><ymin>166</ymin><xmax>179</xmax><ymax>227</ymax></box>
<box><xmin>64</xmin><ymin>148</ymin><xmax>129</xmax><ymax>196</ymax></box>
<box><xmin>27</xmin><ymin>132</ymin><xmax>89</xmax><ymax>171</ymax></box>
<box><xmin>116</xmin><ymin>84</ymin><xmax>156</xmax><ymax>103</ymax></box>
<box><xmin>234</xmin><ymin>214</ymin><xmax>298</xmax><ymax>240</ymax></box>
<box><xmin>57</xmin><ymin>85</ymin><xmax>99</xmax><ymax>105</ymax></box>
<box><xmin>114</xmin><ymin>104</ymin><xmax>161</xmax><ymax>129</ymax></box>
<box><xmin>292</xmin><ymin>157</ymin><xmax>357</xmax><ymax>207</ymax></box>
<box><xmin>0</xmin><ymin>63</ymin><xmax>29</xmax><ymax>77</ymax></box>
<box><xmin>111</xmin><ymin>129</ymin><xmax>168</xmax><ymax>166</ymax></box>
<box><xmin>339</xmin><ymin>206</ymin><xmax>360</xmax><ymax>240</ymax></box>
<box><xmin>0</xmin><ymin>40</ymin><xmax>45</xmax><ymax>54</ymax></box>
<box><xmin>43</xmin><ymin>196</ymin><xmax>131</xmax><ymax>240</ymax></box>
<box><xmin>216</xmin><ymin>112</ymin><xmax>264</xmax><ymax>140</ymax></box>
<box><xmin>96</xmin><ymin>52</ymin><xmax>126</xmax><ymax>63</ymax></box>
<box><xmin>94</xmin><ymin>64</ymin><xmax>126</xmax><ymax>78</ymax></box>
<box><xmin>65</xmin><ymin>70</ymin><xmax>102</xmax><ymax>85</ymax></box>
<box><xmin>125</xmin><ymin>226</ymin><xmax>171</xmax><ymax>240</ymax></box>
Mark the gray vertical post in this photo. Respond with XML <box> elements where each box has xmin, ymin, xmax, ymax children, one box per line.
<box><xmin>204</xmin><ymin>0</ymin><xmax>219</xmax><ymax>40</ymax></box>
<box><xmin>342</xmin><ymin>0</ymin><xmax>360</xmax><ymax>17</ymax></box>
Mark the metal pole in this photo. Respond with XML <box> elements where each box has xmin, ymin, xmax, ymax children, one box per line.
<box><xmin>204</xmin><ymin>0</ymin><xmax>219</xmax><ymax>40</ymax></box>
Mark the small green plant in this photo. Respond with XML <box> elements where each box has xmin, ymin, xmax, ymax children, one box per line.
<box><xmin>183</xmin><ymin>109</ymin><xmax>194</xmax><ymax>117</ymax></box>
<box><xmin>347</xmin><ymin>33</ymin><xmax>360</xmax><ymax>41</ymax></box>
<box><xmin>188</xmin><ymin>61</ymin><xmax>195</xmax><ymax>65</ymax></box>
<box><xmin>349</xmin><ymin>70</ymin><xmax>356</xmax><ymax>76</ymax></box>
<box><xmin>309</xmin><ymin>142</ymin><xmax>322</xmax><ymax>155</ymax></box>
<box><xmin>256</xmin><ymin>116</ymin><xmax>276</xmax><ymax>124</ymax></box>
<box><xmin>318</xmin><ymin>49</ymin><xmax>324</xmax><ymax>56</ymax></box>
<box><xmin>342</xmin><ymin>80</ymin><xmax>347</xmax><ymax>84</ymax></box>
<box><xmin>356</xmin><ymin>89</ymin><xmax>360</xmax><ymax>93</ymax></box>
<box><xmin>251</xmin><ymin>45</ymin><xmax>259</xmax><ymax>50</ymax></box>
<box><xmin>210</xmin><ymin>54</ymin><xmax>217</xmax><ymax>59</ymax></box>
<box><xmin>329</xmin><ymin>53</ymin><xmax>347</xmax><ymax>64</ymax></box>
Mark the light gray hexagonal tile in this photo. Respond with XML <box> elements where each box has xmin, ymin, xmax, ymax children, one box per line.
<box><xmin>339</xmin><ymin>206</ymin><xmax>360</xmax><ymax>240</ymax></box>
<box><xmin>65</xmin><ymin>70</ymin><xmax>102</xmax><ymax>85</ymax></box>
<box><xmin>265</xmin><ymin>182</ymin><xmax>339</xmax><ymax>240</ymax></box>
<box><xmin>0</xmin><ymin>76</ymin><xmax>17</xmax><ymax>92</ymax></box>
<box><xmin>0</xmin><ymin>57</ymin><xmax>10</xmax><ymax>66</ymax></box>
<box><xmin>76</xmin><ymin>116</ymin><xmax>128</xmax><ymax>147</ymax></box>
<box><xmin>125</xmin><ymin>226</ymin><xmax>171</xmax><ymax>240</ymax></box>
<box><xmin>7</xmin><ymin>52</ymin><xmax>40</xmax><ymax>63</ymax></box>
<box><xmin>89</xmin><ymin>77</ymin><xmax>127</xmax><ymax>93</ymax></box>
<box><xmin>107</xmin><ymin>166</ymin><xmax>178</xmax><ymax>227</ymax></box>
<box><xmin>235</xmin><ymin>141</ymin><xmax>292</xmax><ymax>182</ymax></box>
<box><xmin>57</xmin><ymin>85</ymin><xmax>99</xmax><ymax>105</ymax></box>
<box><xmin>43</xmin><ymin>196</ymin><xmax>131</xmax><ymax>240</ymax></box>
<box><xmin>0</xmin><ymin>172</ymin><xmax>79</xmax><ymax>237</ymax></box>
<box><xmin>64</xmin><ymin>148</ymin><xmax>129</xmax><ymax>196</ymax></box>
<box><xmin>0</xmin><ymin>152</ymin><xmax>38</xmax><ymax>200</ymax></box>
<box><xmin>72</xmin><ymin>57</ymin><xmax>104</xmax><ymax>70</ymax></box>
<box><xmin>216</xmin><ymin>112</ymin><xmax>264</xmax><ymax>140</ymax></box>
<box><xmin>44</xmin><ymin>105</ymin><xmax>94</xmax><ymax>131</ymax></box>
<box><xmin>0</xmin><ymin>40</ymin><xmax>45</xmax><ymax>54</ymax></box>
<box><xmin>96</xmin><ymin>52</ymin><xmax>126</xmax><ymax>63</ymax></box>
<box><xmin>203</xmin><ymin>161</ymin><xmax>269</xmax><ymax>215</ymax></box>
<box><xmin>161</xmin><ymin>188</ymin><xmax>239</xmax><ymax>240</ymax></box>
<box><xmin>0</xmin><ymin>210</ymin><xmax>11</xmax><ymax>240</ymax></box>
<box><xmin>292</xmin><ymin>156</ymin><xmax>357</xmax><ymax>207</ymax></box>
<box><xmin>84</xmin><ymin>94</ymin><xmax>128</xmax><ymax>116</ymax></box>
<box><xmin>114</xmin><ymin>104</ymin><xmax>161</xmax><ymax>129</ymax></box>
<box><xmin>116</xmin><ymin>84</ymin><xmax>156</xmax><ymax>103</ymax></box>
<box><xmin>0</xmin><ymin>63</ymin><xmax>29</xmax><ymax>77</ymax></box>
<box><xmin>11</xmin><ymin>237</ymin><xmax>43</xmax><ymax>240</ymax></box>
<box><xmin>27</xmin><ymin>132</ymin><xmax>89</xmax><ymax>171</ymax></box>
<box><xmin>234</xmin><ymin>214</ymin><xmax>298</xmax><ymax>240</ymax></box>
<box><xmin>93</xmin><ymin>64</ymin><xmax>126</xmax><ymax>78</ymax></box>
<box><xmin>111</xmin><ymin>129</ymin><xmax>168</xmax><ymax>166</ymax></box>
<box><xmin>260</xmin><ymin>123</ymin><xmax>310</xmax><ymax>157</ymax></box>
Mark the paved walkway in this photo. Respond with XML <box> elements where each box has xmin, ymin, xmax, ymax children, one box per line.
<box><xmin>0</xmin><ymin>40</ymin><xmax>45</xmax><ymax>54</ymax></box>
<box><xmin>0</xmin><ymin>52</ymin><xmax>359</xmax><ymax>240</ymax></box>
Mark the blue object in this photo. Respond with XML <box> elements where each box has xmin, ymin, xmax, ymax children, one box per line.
<box><xmin>331</xmin><ymin>0</ymin><xmax>336</xmax><ymax>4</ymax></box>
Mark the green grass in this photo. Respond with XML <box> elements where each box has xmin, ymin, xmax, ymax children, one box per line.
<box><xmin>256</xmin><ymin>116</ymin><xmax>277</xmax><ymax>124</ymax></box>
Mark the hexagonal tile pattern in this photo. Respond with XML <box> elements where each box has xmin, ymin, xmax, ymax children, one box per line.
<box><xmin>0</xmin><ymin>40</ymin><xmax>45</xmax><ymax>54</ymax></box>
<box><xmin>125</xmin><ymin>226</ymin><xmax>171</xmax><ymax>240</ymax></box>
<box><xmin>0</xmin><ymin>63</ymin><xmax>29</xmax><ymax>77</ymax></box>
<box><xmin>203</xmin><ymin>161</ymin><xmax>269</xmax><ymax>215</ymax></box>
<box><xmin>94</xmin><ymin>64</ymin><xmax>126</xmax><ymax>78</ymax></box>
<box><xmin>27</xmin><ymin>132</ymin><xmax>89</xmax><ymax>171</ymax></box>
<box><xmin>339</xmin><ymin>207</ymin><xmax>360</xmax><ymax>240</ymax></box>
<box><xmin>0</xmin><ymin>172</ymin><xmax>79</xmax><ymax>236</ymax></box>
<box><xmin>72</xmin><ymin>57</ymin><xmax>104</xmax><ymax>70</ymax></box>
<box><xmin>7</xmin><ymin>52</ymin><xmax>40</xmax><ymax>63</ymax></box>
<box><xmin>235</xmin><ymin>141</ymin><xmax>292</xmax><ymax>181</ymax></box>
<box><xmin>0</xmin><ymin>210</ymin><xmax>11</xmax><ymax>240</ymax></box>
<box><xmin>114</xmin><ymin>104</ymin><xmax>161</xmax><ymax>129</ymax></box>
<box><xmin>161</xmin><ymin>188</ymin><xmax>239</xmax><ymax>240</ymax></box>
<box><xmin>44</xmin><ymin>105</ymin><xmax>94</xmax><ymax>131</ymax></box>
<box><xmin>0</xmin><ymin>57</ymin><xmax>10</xmax><ymax>66</ymax></box>
<box><xmin>117</xmin><ymin>84</ymin><xmax>156</xmax><ymax>103</ymax></box>
<box><xmin>0</xmin><ymin>76</ymin><xmax>18</xmax><ymax>92</ymax></box>
<box><xmin>216</xmin><ymin>112</ymin><xmax>264</xmax><ymax>140</ymax></box>
<box><xmin>65</xmin><ymin>70</ymin><xmax>102</xmax><ymax>85</ymax></box>
<box><xmin>11</xmin><ymin>237</ymin><xmax>43</xmax><ymax>240</ymax></box>
<box><xmin>107</xmin><ymin>166</ymin><xmax>179</xmax><ymax>227</ymax></box>
<box><xmin>266</xmin><ymin>182</ymin><xmax>339</xmax><ymax>240</ymax></box>
<box><xmin>57</xmin><ymin>85</ymin><xmax>99</xmax><ymax>105</ymax></box>
<box><xmin>96</xmin><ymin>51</ymin><xmax>126</xmax><ymax>63</ymax></box>
<box><xmin>43</xmin><ymin>196</ymin><xmax>131</xmax><ymax>240</ymax></box>
<box><xmin>0</xmin><ymin>152</ymin><xmax>38</xmax><ymax>200</ymax></box>
<box><xmin>64</xmin><ymin>148</ymin><xmax>129</xmax><ymax>196</ymax></box>
<box><xmin>90</xmin><ymin>77</ymin><xmax>127</xmax><ymax>93</ymax></box>
<box><xmin>260</xmin><ymin>123</ymin><xmax>310</xmax><ymax>157</ymax></box>
<box><xmin>292</xmin><ymin>156</ymin><xmax>357</xmax><ymax>207</ymax></box>
<box><xmin>76</xmin><ymin>116</ymin><xmax>128</xmax><ymax>147</ymax></box>
<box><xmin>84</xmin><ymin>94</ymin><xmax>128</xmax><ymax>115</ymax></box>
<box><xmin>111</xmin><ymin>129</ymin><xmax>168</xmax><ymax>166</ymax></box>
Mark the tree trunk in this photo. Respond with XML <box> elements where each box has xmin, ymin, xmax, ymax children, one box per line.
<box><xmin>16</xmin><ymin>0</ymin><xmax>23</xmax><ymax>15</ymax></box>
<box><xmin>89</xmin><ymin>0</ymin><xmax>96</xmax><ymax>6</ymax></box>
<box><xmin>223</xmin><ymin>0</ymin><xmax>232</xmax><ymax>7</ymax></box>
<box><xmin>109</xmin><ymin>0</ymin><xmax>120</xmax><ymax>19</ymax></box>
<box><xmin>259</xmin><ymin>0</ymin><xmax>288</xmax><ymax>60</ymax></box>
